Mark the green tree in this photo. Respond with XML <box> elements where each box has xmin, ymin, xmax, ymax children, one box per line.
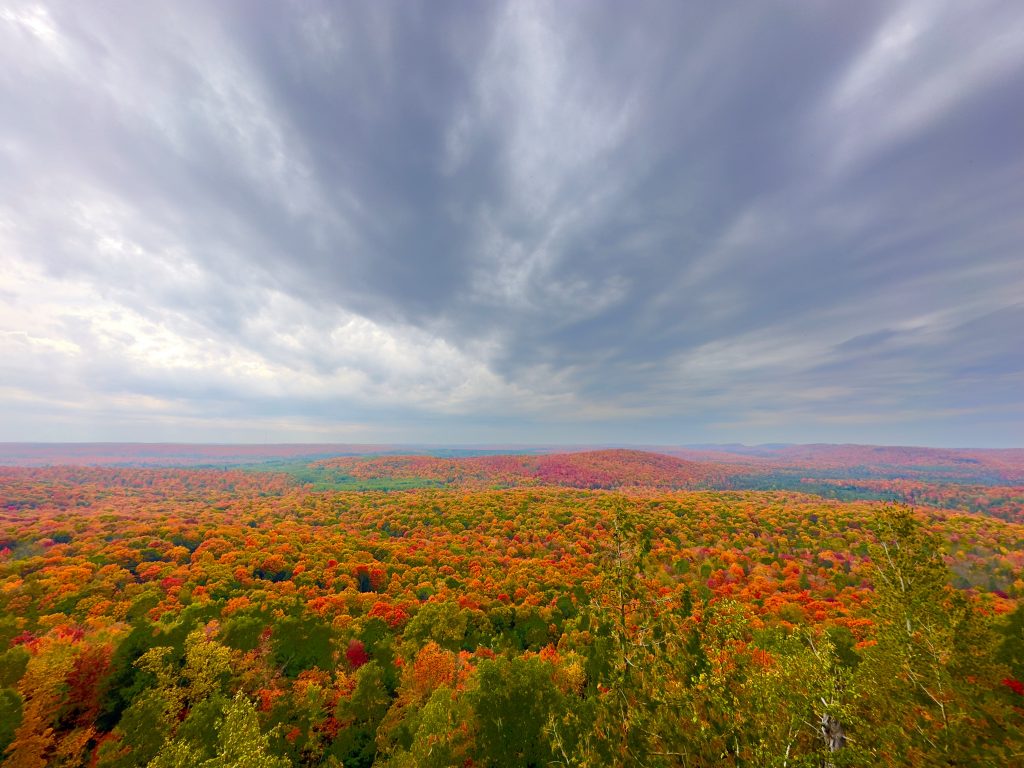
<box><xmin>380</xmin><ymin>686</ymin><xmax>472</xmax><ymax>768</ymax></box>
<box><xmin>740</xmin><ymin>631</ymin><xmax>863</xmax><ymax>767</ymax></box>
<box><xmin>0</xmin><ymin>688</ymin><xmax>23</xmax><ymax>757</ymax></box>
<box><xmin>330</xmin><ymin>661</ymin><xmax>394</xmax><ymax>768</ymax></box>
<box><xmin>996</xmin><ymin>601</ymin><xmax>1024</xmax><ymax>681</ymax></box>
<box><xmin>402</xmin><ymin>601</ymin><xmax>468</xmax><ymax>652</ymax></box>
<box><xmin>856</xmin><ymin>506</ymin><xmax>1021</xmax><ymax>764</ymax></box>
<box><xmin>271</xmin><ymin>615</ymin><xmax>335</xmax><ymax>678</ymax></box>
<box><xmin>150</xmin><ymin>692</ymin><xmax>288</xmax><ymax>768</ymax></box>
<box><xmin>470</xmin><ymin>656</ymin><xmax>563</xmax><ymax>768</ymax></box>
<box><xmin>102</xmin><ymin>631</ymin><xmax>236</xmax><ymax>767</ymax></box>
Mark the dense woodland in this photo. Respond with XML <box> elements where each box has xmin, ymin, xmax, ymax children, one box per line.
<box><xmin>1</xmin><ymin>450</ymin><xmax>1023</xmax><ymax>766</ymax></box>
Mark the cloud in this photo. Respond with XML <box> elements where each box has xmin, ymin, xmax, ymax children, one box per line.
<box><xmin>0</xmin><ymin>0</ymin><xmax>1022</xmax><ymax>444</ymax></box>
<box><xmin>822</xmin><ymin>0</ymin><xmax>1024</xmax><ymax>174</ymax></box>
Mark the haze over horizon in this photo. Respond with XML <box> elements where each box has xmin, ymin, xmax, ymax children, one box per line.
<box><xmin>2</xmin><ymin>1</ymin><xmax>1023</xmax><ymax>446</ymax></box>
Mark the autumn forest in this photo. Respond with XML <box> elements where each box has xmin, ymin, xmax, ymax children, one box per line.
<box><xmin>0</xmin><ymin>445</ymin><xmax>1022</xmax><ymax>767</ymax></box>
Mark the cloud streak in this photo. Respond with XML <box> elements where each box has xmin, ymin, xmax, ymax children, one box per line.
<box><xmin>1</xmin><ymin>0</ymin><xmax>1022</xmax><ymax>445</ymax></box>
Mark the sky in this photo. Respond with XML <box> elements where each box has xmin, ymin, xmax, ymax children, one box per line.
<box><xmin>1</xmin><ymin>1</ymin><xmax>1023</xmax><ymax>446</ymax></box>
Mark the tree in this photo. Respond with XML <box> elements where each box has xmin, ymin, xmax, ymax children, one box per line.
<box><xmin>402</xmin><ymin>601</ymin><xmax>467</xmax><ymax>652</ymax></box>
<box><xmin>3</xmin><ymin>639</ymin><xmax>74</xmax><ymax>768</ymax></box>
<box><xmin>470</xmin><ymin>656</ymin><xmax>563</xmax><ymax>768</ymax></box>
<box><xmin>551</xmin><ymin>499</ymin><xmax>693</xmax><ymax>767</ymax></box>
<box><xmin>0</xmin><ymin>689</ymin><xmax>23</xmax><ymax>758</ymax></box>
<box><xmin>101</xmin><ymin>631</ymin><xmax>236</xmax><ymax>767</ymax></box>
<box><xmin>330</xmin><ymin>661</ymin><xmax>393</xmax><ymax>768</ymax></box>
<box><xmin>379</xmin><ymin>686</ymin><xmax>472</xmax><ymax>768</ymax></box>
<box><xmin>855</xmin><ymin>506</ymin><xmax>1021</xmax><ymax>764</ymax></box>
<box><xmin>149</xmin><ymin>692</ymin><xmax>288</xmax><ymax>768</ymax></box>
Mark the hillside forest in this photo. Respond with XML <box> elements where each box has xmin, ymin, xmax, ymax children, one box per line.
<box><xmin>1</xmin><ymin>445</ymin><xmax>1023</xmax><ymax>766</ymax></box>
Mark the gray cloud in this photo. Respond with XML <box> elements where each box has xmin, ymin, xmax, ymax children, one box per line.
<box><xmin>1</xmin><ymin>0</ymin><xmax>1022</xmax><ymax>445</ymax></box>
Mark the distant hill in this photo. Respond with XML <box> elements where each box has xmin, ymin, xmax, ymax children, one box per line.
<box><xmin>315</xmin><ymin>449</ymin><xmax>738</xmax><ymax>489</ymax></box>
<box><xmin>2</xmin><ymin>441</ymin><xmax>1021</xmax><ymax>486</ymax></box>
<box><xmin>664</xmin><ymin>443</ymin><xmax>1024</xmax><ymax>483</ymax></box>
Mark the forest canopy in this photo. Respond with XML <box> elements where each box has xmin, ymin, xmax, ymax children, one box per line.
<box><xmin>0</xmin><ymin>449</ymin><xmax>1022</xmax><ymax>766</ymax></box>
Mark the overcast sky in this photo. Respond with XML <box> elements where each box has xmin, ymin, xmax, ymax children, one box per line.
<box><xmin>1</xmin><ymin>1</ymin><xmax>1023</xmax><ymax>446</ymax></box>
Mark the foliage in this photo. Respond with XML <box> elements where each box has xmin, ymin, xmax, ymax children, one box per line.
<box><xmin>0</xmin><ymin>455</ymin><xmax>1022</xmax><ymax>766</ymax></box>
